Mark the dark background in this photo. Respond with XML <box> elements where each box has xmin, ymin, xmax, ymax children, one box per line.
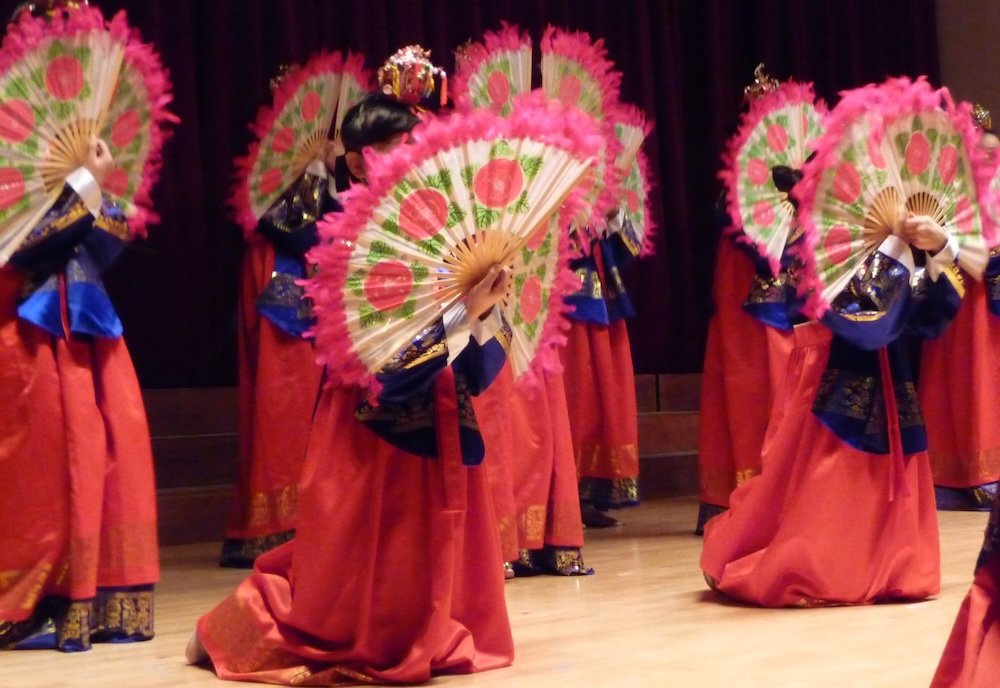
<box><xmin>7</xmin><ymin>0</ymin><xmax>939</xmax><ymax>387</ymax></box>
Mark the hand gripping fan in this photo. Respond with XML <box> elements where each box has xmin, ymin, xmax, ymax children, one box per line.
<box><xmin>305</xmin><ymin>97</ymin><xmax>602</xmax><ymax>388</ymax></box>
<box><xmin>231</xmin><ymin>51</ymin><xmax>373</xmax><ymax>234</ymax></box>
<box><xmin>719</xmin><ymin>80</ymin><xmax>827</xmax><ymax>274</ymax></box>
<box><xmin>793</xmin><ymin>77</ymin><xmax>993</xmax><ymax>318</ymax></box>
<box><xmin>0</xmin><ymin>5</ymin><xmax>175</xmax><ymax>261</ymax></box>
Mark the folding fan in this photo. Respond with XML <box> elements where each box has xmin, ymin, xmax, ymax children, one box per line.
<box><xmin>0</xmin><ymin>5</ymin><xmax>174</xmax><ymax>262</ymax></box>
<box><xmin>539</xmin><ymin>25</ymin><xmax>623</xmax><ymax>227</ymax></box>
<box><xmin>793</xmin><ymin>77</ymin><xmax>992</xmax><ymax>318</ymax></box>
<box><xmin>452</xmin><ymin>22</ymin><xmax>532</xmax><ymax>117</ymax></box>
<box><xmin>606</xmin><ymin>103</ymin><xmax>655</xmax><ymax>255</ymax></box>
<box><xmin>719</xmin><ymin>81</ymin><xmax>827</xmax><ymax>274</ymax></box>
<box><xmin>305</xmin><ymin>97</ymin><xmax>602</xmax><ymax>388</ymax></box>
<box><xmin>231</xmin><ymin>51</ymin><xmax>373</xmax><ymax>233</ymax></box>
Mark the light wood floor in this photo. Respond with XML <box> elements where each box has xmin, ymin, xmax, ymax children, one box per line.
<box><xmin>0</xmin><ymin>497</ymin><xmax>988</xmax><ymax>688</ymax></box>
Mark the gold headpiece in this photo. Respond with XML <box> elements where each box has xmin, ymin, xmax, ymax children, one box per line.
<box><xmin>25</xmin><ymin>0</ymin><xmax>87</xmax><ymax>17</ymax></box>
<box><xmin>378</xmin><ymin>45</ymin><xmax>448</xmax><ymax>108</ymax></box>
<box><xmin>972</xmin><ymin>102</ymin><xmax>992</xmax><ymax>131</ymax></box>
<box><xmin>744</xmin><ymin>63</ymin><xmax>779</xmax><ymax>101</ymax></box>
<box><xmin>269</xmin><ymin>64</ymin><xmax>295</xmax><ymax>92</ymax></box>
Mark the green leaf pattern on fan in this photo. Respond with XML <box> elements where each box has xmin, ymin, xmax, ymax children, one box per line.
<box><xmin>542</xmin><ymin>57</ymin><xmax>604</xmax><ymax>118</ymax></box>
<box><xmin>736</xmin><ymin>102</ymin><xmax>824</xmax><ymax>253</ymax></box>
<box><xmin>99</xmin><ymin>61</ymin><xmax>153</xmax><ymax>206</ymax></box>
<box><xmin>470</xmin><ymin>57</ymin><xmax>516</xmax><ymax>117</ymax></box>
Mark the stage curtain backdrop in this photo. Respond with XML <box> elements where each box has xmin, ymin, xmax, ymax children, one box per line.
<box><xmin>82</xmin><ymin>0</ymin><xmax>938</xmax><ymax>386</ymax></box>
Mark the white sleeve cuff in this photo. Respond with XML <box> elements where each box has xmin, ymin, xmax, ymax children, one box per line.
<box><xmin>443</xmin><ymin>301</ymin><xmax>472</xmax><ymax>365</ymax></box>
<box><xmin>470</xmin><ymin>306</ymin><xmax>503</xmax><ymax>344</ymax></box>
<box><xmin>926</xmin><ymin>234</ymin><xmax>959</xmax><ymax>281</ymax></box>
<box><xmin>306</xmin><ymin>159</ymin><xmax>329</xmax><ymax>178</ymax></box>
<box><xmin>66</xmin><ymin>167</ymin><xmax>102</xmax><ymax>216</ymax></box>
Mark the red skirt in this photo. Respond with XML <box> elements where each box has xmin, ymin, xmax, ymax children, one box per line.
<box><xmin>224</xmin><ymin>239</ymin><xmax>323</xmax><ymax>551</ymax></box>
<box><xmin>698</xmin><ymin>240</ymin><xmax>774</xmax><ymax>509</ymax></box>
<box><xmin>920</xmin><ymin>279</ymin><xmax>1000</xmax><ymax>489</ymax></box>
<box><xmin>701</xmin><ymin>322</ymin><xmax>940</xmax><ymax>607</ymax></box>
<box><xmin>0</xmin><ymin>267</ymin><xmax>159</xmax><ymax>619</ymax></box>
<box><xmin>932</xmin><ymin>556</ymin><xmax>1000</xmax><ymax>686</ymax></box>
<box><xmin>198</xmin><ymin>375</ymin><xmax>514</xmax><ymax>684</ymax></box>
<box><xmin>561</xmin><ymin>319</ymin><xmax>639</xmax><ymax>489</ymax></box>
<box><xmin>474</xmin><ymin>366</ymin><xmax>584</xmax><ymax>555</ymax></box>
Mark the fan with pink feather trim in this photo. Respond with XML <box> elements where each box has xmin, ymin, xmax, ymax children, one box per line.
<box><xmin>0</xmin><ymin>4</ymin><xmax>175</xmax><ymax>262</ymax></box>
<box><xmin>607</xmin><ymin>103</ymin><xmax>655</xmax><ymax>256</ymax></box>
<box><xmin>452</xmin><ymin>22</ymin><xmax>532</xmax><ymax>117</ymax></box>
<box><xmin>230</xmin><ymin>51</ymin><xmax>373</xmax><ymax>234</ymax></box>
<box><xmin>793</xmin><ymin>77</ymin><xmax>993</xmax><ymax>318</ymax></box>
<box><xmin>719</xmin><ymin>80</ymin><xmax>827</xmax><ymax>275</ymax></box>
<box><xmin>304</xmin><ymin>97</ymin><xmax>602</xmax><ymax>389</ymax></box>
<box><xmin>539</xmin><ymin>25</ymin><xmax>624</xmax><ymax>229</ymax></box>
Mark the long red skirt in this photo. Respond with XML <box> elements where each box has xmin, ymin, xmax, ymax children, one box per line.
<box><xmin>198</xmin><ymin>374</ymin><xmax>514</xmax><ymax>684</ymax></box>
<box><xmin>223</xmin><ymin>238</ymin><xmax>323</xmax><ymax>562</ymax></box>
<box><xmin>475</xmin><ymin>366</ymin><xmax>585</xmax><ymax>559</ymax></box>
<box><xmin>561</xmin><ymin>318</ymin><xmax>640</xmax><ymax>508</ymax></box>
<box><xmin>932</xmin><ymin>556</ymin><xmax>1000</xmax><ymax>686</ymax></box>
<box><xmin>701</xmin><ymin>322</ymin><xmax>940</xmax><ymax>607</ymax></box>
<box><xmin>698</xmin><ymin>240</ymin><xmax>773</xmax><ymax>515</ymax></box>
<box><xmin>920</xmin><ymin>279</ymin><xmax>1000</xmax><ymax>492</ymax></box>
<box><xmin>0</xmin><ymin>267</ymin><xmax>159</xmax><ymax>642</ymax></box>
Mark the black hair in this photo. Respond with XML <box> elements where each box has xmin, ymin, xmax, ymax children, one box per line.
<box><xmin>340</xmin><ymin>94</ymin><xmax>420</xmax><ymax>153</ymax></box>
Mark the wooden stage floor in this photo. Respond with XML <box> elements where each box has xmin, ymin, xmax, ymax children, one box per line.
<box><xmin>0</xmin><ymin>497</ymin><xmax>987</xmax><ymax>687</ymax></box>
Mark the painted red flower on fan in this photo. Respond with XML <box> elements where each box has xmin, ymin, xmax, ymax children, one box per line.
<box><xmin>398</xmin><ymin>188</ymin><xmax>449</xmax><ymax>239</ymax></box>
<box><xmin>0</xmin><ymin>167</ymin><xmax>25</xmax><ymax>210</ymax></box>
<box><xmin>747</xmin><ymin>157</ymin><xmax>770</xmax><ymax>186</ymax></box>
<box><xmin>102</xmin><ymin>168</ymin><xmax>130</xmax><ymax>197</ymax></box>
<box><xmin>752</xmin><ymin>201</ymin><xmax>774</xmax><ymax>227</ymax></box>
<box><xmin>905</xmin><ymin>132</ymin><xmax>931</xmax><ymax>175</ymax></box>
<box><xmin>823</xmin><ymin>225</ymin><xmax>853</xmax><ymax>265</ymax></box>
<box><xmin>271</xmin><ymin>127</ymin><xmax>296</xmax><ymax>154</ymax></box>
<box><xmin>486</xmin><ymin>70</ymin><xmax>511</xmax><ymax>106</ymax></box>
<box><xmin>766</xmin><ymin>124</ymin><xmax>788</xmax><ymax>153</ymax></box>
<box><xmin>625</xmin><ymin>190</ymin><xmax>640</xmax><ymax>213</ymax></box>
<box><xmin>365</xmin><ymin>260</ymin><xmax>414</xmax><ymax>312</ymax></box>
<box><xmin>525</xmin><ymin>218</ymin><xmax>550</xmax><ymax>250</ymax></box>
<box><xmin>110</xmin><ymin>110</ymin><xmax>142</xmax><ymax>149</ymax></box>
<box><xmin>46</xmin><ymin>55</ymin><xmax>84</xmax><ymax>101</ymax></box>
<box><xmin>520</xmin><ymin>274</ymin><xmax>542</xmax><ymax>324</ymax></box>
<box><xmin>937</xmin><ymin>144</ymin><xmax>959</xmax><ymax>185</ymax></box>
<box><xmin>474</xmin><ymin>158</ymin><xmax>524</xmax><ymax>209</ymax></box>
<box><xmin>0</xmin><ymin>99</ymin><xmax>33</xmax><ymax>143</ymax></box>
<box><xmin>259</xmin><ymin>168</ymin><xmax>284</xmax><ymax>196</ymax></box>
<box><xmin>558</xmin><ymin>74</ymin><xmax>582</xmax><ymax>106</ymax></box>
<box><xmin>955</xmin><ymin>196</ymin><xmax>974</xmax><ymax>233</ymax></box>
<box><xmin>833</xmin><ymin>162</ymin><xmax>861</xmax><ymax>205</ymax></box>
<box><xmin>301</xmin><ymin>91</ymin><xmax>322</xmax><ymax>122</ymax></box>
<box><xmin>867</xmin><ymin>133</ymin><xmax>886</xmax><ymax>169</ymax></box>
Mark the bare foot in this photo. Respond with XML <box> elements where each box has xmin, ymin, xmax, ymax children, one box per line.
<box><xmin>185</xmin><ymin>630</ymin><xmax>209</xmax><ymax>665</ymax></box>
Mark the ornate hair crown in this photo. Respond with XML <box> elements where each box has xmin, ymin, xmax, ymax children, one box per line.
<box><xmin>744</xmin><ymin>63</ymin><xmax>779</xmax><ymax>101</ymax></box>
<box><xmin>377</xmin><ymin>45</ymin><xmax>448</xmax><ymax>108</ymax></box>
<box><xmin>972</xmin><ymin>102</ymin><xmax>992</xmax><ymax>131</ymax></box>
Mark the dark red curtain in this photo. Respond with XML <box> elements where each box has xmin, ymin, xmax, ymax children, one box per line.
<box><xmin>30</xmin><ymin>0</ymin><xmax>937</xmax><ymax>386</ymax></box>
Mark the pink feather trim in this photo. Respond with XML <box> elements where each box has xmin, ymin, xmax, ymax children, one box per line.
<box><xmin>635</xmin><ymin>148</ymin><xmax>658</xmax><ymax>257</ymax></box>
<box><xmin>718</xmin><ymin>80</ymin><xmax>827</xmax><ymax>275</ymax></box>
<box><xmin>304</xmin><ymin>98</ymin><xmax>603</xmax><ymax>391</ymax></box>
<box><xmin>229</xmin><ymin>51</ymin><xmax>347</xmax><ymax>235</ymax></box>
<box><xmin>539</xmin><ymin>25</ymin><xmax>622</xmax><ymax>114</ymax></box>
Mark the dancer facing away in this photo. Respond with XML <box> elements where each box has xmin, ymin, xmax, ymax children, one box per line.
<box><xmin>919</xmin><ymin>108</ymin><xmax>1000</xmax><ymax>512</ymax></box>
<box><xmin>187</xmin><ymin>81</ymin><xmax>517</xmax><ymax>683</ymax></box>
<box><xmin>702</xmin><ymin>210</ymin><xmax>965</xmax><ymax>607</ymax></box>
<box><xmin>220</xmin><ymin>64</ymin><xmax>342</xmax><ymax>568</ymax></box>
<box><xmin>0</xmin><ymin>133</ymin><xmax>159</xmax><ymax>648</ymax></box>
